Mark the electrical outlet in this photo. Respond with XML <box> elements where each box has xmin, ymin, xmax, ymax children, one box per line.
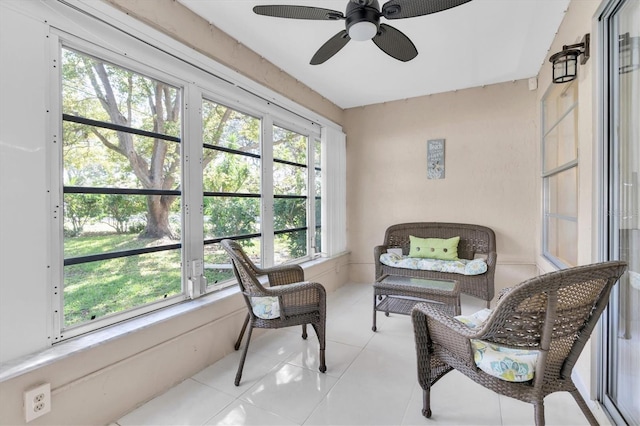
<box><xmin>24</xmin><ymin>383</ymin><xmax>51</xmax><ymax>422</ymax></box>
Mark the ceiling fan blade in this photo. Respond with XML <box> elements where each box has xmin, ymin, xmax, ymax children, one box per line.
<box><xmin>382</xmin><ymin>0</ymin><xmax>472</xmax><ymax>19</ymax></box>
<box><xmin>253</xmin><ymin>5</ymin><xmax>344</xmax><ymax>20</ymax></box>
<box><xmin>372</xmin><ymin>24</ymin><xmax>417</xmax><ymax>62</ymax></box>
<box><xmin>310</xmin><ymin>31</ymin><xmax>351</xmax><ymax>65</ymax></box>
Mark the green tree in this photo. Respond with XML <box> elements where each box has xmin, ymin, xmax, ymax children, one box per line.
<box><xmin>63</xmin><ymin>49</ymin><xmax>182</xmax><ymax>238</ymax></box>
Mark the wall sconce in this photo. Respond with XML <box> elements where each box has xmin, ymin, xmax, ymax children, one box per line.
<box><xmin>549</xmin><ymin>34</ymin><xmax>590</xmax><ymax>83</ymax></box>
<box><xmin>619</xmin><ymin>32</ymin><xmax>640</xmax><ymax>74</ymax></box>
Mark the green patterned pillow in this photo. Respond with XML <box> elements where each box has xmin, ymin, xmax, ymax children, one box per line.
<box><xmin>409</xmin><ymin>235</ymin><xmax>460</xmax><ymax>260</ymax></box>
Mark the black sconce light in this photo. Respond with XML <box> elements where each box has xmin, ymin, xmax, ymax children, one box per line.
<box><xmin>549</xmin><ymin>34</ymin><xmax>590</xmax><ymax>83</ymax></box>
<box><xmin>619</xmin><ymin>32</ymin><xmax>640</xmax><ymax>74</ymax></box>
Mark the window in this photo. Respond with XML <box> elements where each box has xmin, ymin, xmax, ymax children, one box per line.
<box><xmin>61</xmin><ymin>47</ymin><xmax>184</xmax><ymax>336</ymax></box>
<box><xmin>57</xmin><ymin>39</ymin><xmax>326</xmax><ymax>339</ymax></box>
<box><xmin>202</xmin><ymin>100</ymin><xmax>262</xmax><ymax>287</ymax></box>
<box><xmin>273</xmin><ymin>125</ymin><xmax>309</xmax><ymax>263</ymax></box>
<box><xmin>542</xmin><ymin>81</ymin><xmax>579</xmax><ymax>267</ymax></box>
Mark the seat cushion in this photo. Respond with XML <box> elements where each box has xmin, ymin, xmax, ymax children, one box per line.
<box><xmin>470</xmin><ymin>340</ymin><xmax>538</xmax><ymax>382</ymax></box>
<box><xmin>250</xmin><ymin>296</ymin><xmax>280</xmax><ymax>319</ymax></box>
<box><xmin>454</xmin><ymin>308</ymin><xmax>538</xmax><ymax>382</ymax></box>
<box><xmin>454</xmin><ymin>308</ymin><xmax>492</xmax><ymax>329</ymax></box>
<box><xmin>379</xmin><ymin>253</ymin><xmax>487</xmax><ymax>276</ymax></box>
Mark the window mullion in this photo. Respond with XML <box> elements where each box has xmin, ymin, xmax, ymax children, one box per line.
<box><xmin>184</xmin><ymin>84</ymin><xmax>205</xmax><ymax>298</ymax></box>
<box><xmin>262</xmin><ymin>115</ymin><xmax>274</xmax><ymax>267</ymax></box>
<box><xmin>306</xmin><ymin>132</ymin><xmax>315</xmax><ymax>257</ymax></box>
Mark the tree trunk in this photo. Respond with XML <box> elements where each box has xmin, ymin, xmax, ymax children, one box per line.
<box><xmin>141</xmin><ymin>194</ymin><xmax>175</xmax><ymax>239</ymax></box>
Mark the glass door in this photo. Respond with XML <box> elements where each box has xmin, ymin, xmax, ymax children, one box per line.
<box><xmin>601</xmin><ymin>0</ymin><xmax>640</xmax><ymax>424</ymax></box>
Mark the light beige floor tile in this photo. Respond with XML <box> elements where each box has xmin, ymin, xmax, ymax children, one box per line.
<box><xmin>118</xmin><ymin>378</ymin><xmax>234</xmax><ymax>426</ymax></box>
<box><xmin>304</xmin><ymin>348</ymin><xmax>416</xmax><ymax>425</ymax></box>
<box><xmin>240</xmin><ymin>363</ymin><xmax>339</xmax><ymax>424</ymax></box>
<box><xmin>192</xmin><ymin>351</ymin><xmax>282</xmax><ymax>397</ymax></box>
<box><xmin>499</xmin><ymin>392</ymin><xmax>590</xmax><ymax>425</ymax></box>
<box><xmin>246</xmin><ymin>328</ymin><xmax>314</xmax><ymax>361</ymax></box>
<box><xmin>286</xmin><ymin>339</ymin><xmax>362</xmax><ymax>378</ymax></box>
<box><xmin>204</xmin><ymin>400</ymin><xmax>298</xmax><ymax>426</ymax></box>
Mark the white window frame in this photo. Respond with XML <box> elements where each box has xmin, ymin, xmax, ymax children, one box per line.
<box><xmin>541</xmin><ymin>81</ymin><xmax>580</xmax><ymax>269</ymax></box>
<box><xmin>48</xmin><ymin>0</ymin><xmax>336</xmax><ymax>342</ymax></box>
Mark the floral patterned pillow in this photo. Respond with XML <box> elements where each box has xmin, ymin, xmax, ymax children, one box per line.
<box><xmin>470</xmin><ymin>340</ymin><xmax>538</xmax><ymax>382</ymax></box>
<box><xmin>250</xmin><ymin>296</ymin><xmax>280</xmax><ymax>319</ymax></box>
<box><xmin>454</xmin><ymin>308</ymin><xmax>539</xmax><ymax>382</ymax></box>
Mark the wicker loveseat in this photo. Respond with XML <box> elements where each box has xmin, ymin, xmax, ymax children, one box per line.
<box><xmin>374</xmin><ymin>222</ymin><xmax>497</xmax><ymax>307</ymax></box>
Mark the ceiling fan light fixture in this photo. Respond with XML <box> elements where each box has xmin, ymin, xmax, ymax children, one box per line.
<box><xmin>348</xmin><ymin>20</ymin><xmax>378</xmax><ymax>41</ymax></box>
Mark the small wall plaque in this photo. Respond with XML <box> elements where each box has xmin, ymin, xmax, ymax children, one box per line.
<box><xmin>427</xmin><ymin>139</ymin><xmax>445</xmax><ymax>179</ymax></box>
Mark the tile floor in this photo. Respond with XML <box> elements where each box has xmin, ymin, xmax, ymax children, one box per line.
<box><xmin>115</xmin><ymin>282</ymin><xmax>591</xmax><ymax>426</ymax></box>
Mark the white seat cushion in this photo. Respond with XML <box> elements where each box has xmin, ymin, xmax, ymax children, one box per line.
<box><xmin>250</xmin><ymin>296</ymin><xmax>280</xmax><ymax>319</ymax></box>
<box><xmin>470</xmin><ymin>339</ymin><xmax>538</xmax><ymax>382</ymax></box>
<box><xmin>379</xmin><ymin>253</ymin><xmax>488</xmax><ymax>275</ymax></box>
<box><xmin>455</xmin><ymin>309</ymin><xmax>539</xmax><ymax>382</ymax></box>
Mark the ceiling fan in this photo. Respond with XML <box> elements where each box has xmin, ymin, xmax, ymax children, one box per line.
<box><xmin>253</xmin><ymin>0</ymin><xmax>473</xmax><ymax>65</ymax></box>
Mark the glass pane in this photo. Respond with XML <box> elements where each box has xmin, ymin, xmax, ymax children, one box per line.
<box><xmin>315</xmin><ymin>138</ymin><xmax>321</xmax><ymax>168</ymax></box>
<box><xmin>543</xmin><ymin>81</ymin><xmax>577</xmax><ymax>134</ymax></box>
<box><xmin>63</xmin><ymin>193</ymin><xmax>165</xmax><ymax>253</ymax></box>
<box><xmin>274</xmin><ymin>163</ymin><xmax>306</xmax><ymax>195</ymax></box>
<box><xmin>543</xmin><ymin>111</ymin><xmax>577</xmax><ymax>172</ymax></box>
<box><xmin>63</xmin><ymin>249</ymin><xmax>181</xmax><ymax>327</ymax></box>
<box><xmin>315</xmin><ymin>138</ymin><xmax>322</xmax><ymax>253</ymax></box>
<box><xmin>202</xmin><ymin>149</ymin><xmax>260</xmax><ymax>194</ymax></box>
<box><xmin>203</xmin><ymin>242</ymin><xmax>235</xmax><ymax>287</ymax></box>
<box><xmin>203</xmin><ymin>196</ymin><xmax>260</xmax><ymax>240</ymax></box>
<box><xmin>62</xmin><ymin>48</ymin><xmax>180</xmax><ymax>138</ymax></box>
<box><xmin>273</xmin><ymin>125</ymin><xmax>306</xmax><ymax>163</ymax></box>
<box><xmin>63</xmin><ymin>122</ymin><xmax>181</xmax><ymax>189</ymax></box>
<box><xmin>546</xmin><ymin>217</ymin><xmax>577</xmax><ymax>266</ymax></box>
<box><xmin>275</xmin><ymin>230</ymin><xmax>307</xmax><ymax>263</ymax></box>
<box><xmin>547</xmin><ymin>167</ymin><xmax>578</xmax><ymax>217</ymax></box>
<box><xmin>202</xmin><ymin>100</ymin><xmax>260</xmax><ymax>154</ymax></box>
<box><xmin>315</xmin><ymin>196</ymin><xmax>322</xmax><ymax>253</ymax></box>
<box><xmin>274</xmin><ymin>198</ymin><xmax>306</xmax><ymax>231</ymax></box>
<box><xmin>608</xmin><ymin>0</ymin><xmax>640</xmax><ymax>423</ymax></box>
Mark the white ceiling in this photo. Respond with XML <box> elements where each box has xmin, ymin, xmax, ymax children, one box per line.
<box><xmin>178</xmin><ymin>0</ymin><xmax>570</xmax><ymax>109</ymax></box>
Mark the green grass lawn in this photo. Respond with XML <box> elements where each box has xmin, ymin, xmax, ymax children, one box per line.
<box><xmin>64</xmin><ymin>234</ymin><xmax>182</xmax><ymax>327</ymax></box>
<box><xmin>63</xmin><ymin>233</ymin><xmax>296</xmax><ymax>328</ymax></box>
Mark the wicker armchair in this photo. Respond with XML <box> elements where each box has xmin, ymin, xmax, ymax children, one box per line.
<box><xmin>221</xmin><ymin>239</ymin><xmax>327</xmax><ymax>386</ymax></box>
<box><xmin>412</xmin><ymin>261</ymin><xmax>627</xmax><ymax>425</ymax></box>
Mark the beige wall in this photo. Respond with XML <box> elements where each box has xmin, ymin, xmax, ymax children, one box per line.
<box><xmin>344</xmin><ymin>80</ymin><xmax>540</xmax><ymax>294</ymax></box>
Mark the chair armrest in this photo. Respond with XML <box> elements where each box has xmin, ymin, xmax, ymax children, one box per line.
<box><xmin>374</xmin><ymin>244</ymin><xmax>389</xmax><ymax>261</ymax></box>
<box><xmin>412</xmin><ymin>303</ymin><xmax>480</xmax><ymax>367</ymax></box>
<box><xmin>374</xmin><ymin>245</ymin><xmax>388</xmax><ymax>279</ymax></box>
<box><xmin>486</xmin><ymin>251</ymin><xmax>498</xmax><ymax>269</ymax></box>
<box><xmin>259</xmin><ymin>264</ymin><xmax>305</xmax><ymax>286</ymax></box>
<box><xmin>262</xmin><ymin>281</ymin><xmax>326</xmax><ymax>319</ymax></box>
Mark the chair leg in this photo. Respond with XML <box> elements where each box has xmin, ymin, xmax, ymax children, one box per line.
<box><xmin>234</xmin><ymin>313</ymin><xmax>250</xmax><ymax>350</ymax></box>
<box><xmin>302</xmin><ymin>323</ymin><xmax>308</xmax><ymax>339</ymax></box>
<box><xmin>534</xmin><ymin>401</ymin><xmax>545</xmax><ymax>426</ymax></box>
<box><xmin>570</xmin><ymin>389</ymin><xmax>599</xmax><ymax>426</ymax></box>
<box><xmin>235</xmin><ymin>323</ymin><xmax>254</xmax><ymax>386</ymax></box>
<box><xmin>372</xmin><ymin>293</ymin><xmax>377</xmax><ymax>332</ymax></box>
<box><xmin>422</xmin><ymin>388</ymin><xmax>432</xmax><ymax>418</ymax></box>
<box><xmin>312</xmin><ymin>323</ymin><xmax>327</xmax><ymax>373</ymax></box>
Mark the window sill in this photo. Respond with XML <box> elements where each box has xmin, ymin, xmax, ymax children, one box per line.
<box><xmin>0</xmin><ymin>284</ymin><xmax>241</xmax><ymax>383</ymax></box>
<box><xmin>0</xmin><ymin>255</ymin><xmax>342</xmax><ymax>383</ymax></box>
